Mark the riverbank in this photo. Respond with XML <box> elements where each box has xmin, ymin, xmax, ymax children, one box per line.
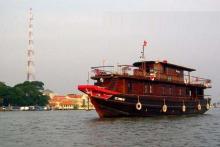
<box><xmin>0</xmin><ymin>106</ymin><xmax>94</xmax><ymax>111</ymax></box>
<box><xmin>0</xmin><ymin>106</ymin><xmax>49</xmax><ymax>111</ymax></box>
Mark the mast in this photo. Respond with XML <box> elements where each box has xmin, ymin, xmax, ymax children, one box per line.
<box><xmin>141</xmin><ymin>40</ymin><xmax>147</xmax><ymax>76</ymax></box>
<box><xmin>27</xmin><ymin>8</ymin><xmax>35</xmax><ymax>81</ymax></box>
<box><xmin>141</xmin><ymin>40</ymin><xmax>146</xmax><ymax>60</ymax></box>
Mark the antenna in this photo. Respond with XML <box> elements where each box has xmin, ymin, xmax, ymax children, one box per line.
<box><xmin>141</xmin><ymin>40</ymin><xmax>147</xmax><ymax>76</ymax></box>
<box><xmin>141</xmin><ymin>40</ymin><xmax>147</xmax><ymax>61</ymax></box>
<box><xmin>27</xmin><ymin>8</ymin><xmax>35</xmax><ymax>81</ymax></box>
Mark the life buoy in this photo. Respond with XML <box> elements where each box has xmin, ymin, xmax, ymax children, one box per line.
<box><xmin>182</xmin><ymin>100</ymin><xmax>186</xmax><ymax>112</ymax></box>
<box><xmin>162</xmin><ymin>104</ymin><xmax>167</xmax><ymax>112</ymax></box>
<box><xmin>182</xmin><ymin>105</ymin><xmax>186</xmax><ymax>112</ymax></box>
<box><xmin>198</xmin><ymin>104</ymin><xmax>201</xmax><ymax>110</ymax></box>
<box><xmin>150</xmin><ymin>76</ymin><xmax>155</xmax><ymax>81</ymax></box>
<box><xmin>100</xmin><ymin>78</ymin><xmax>104</xmax><ymax>83</ymax></box>
<box><xmin>150</xmin><ymin>73</ymin><xmax>155</xmax><ymax>81</ymax></box>
<box><xmin>206</xmin><ymin>103</ymin><xmax>210</xmax><ymax>110</ymax></box>
<box><xmin>136</xmin><ymin>102</ymin><xmax>142</xmax><ymax>110</ymax></box>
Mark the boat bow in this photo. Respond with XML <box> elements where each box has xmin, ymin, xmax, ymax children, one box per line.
<box><xmin>78</xmin><ymin>85</ymin><xmax>120</xmax><ymax>100</ymax></box>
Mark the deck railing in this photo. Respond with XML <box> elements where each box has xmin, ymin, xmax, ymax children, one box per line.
<box><xmin>91</xmin><ymin>66</ymin><xmax>212</xmax><ymax>88</ymax></box>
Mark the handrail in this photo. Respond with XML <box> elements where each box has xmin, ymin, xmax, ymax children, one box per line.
<box><xmin>91</xmin><ymin>66</ymin><xmax>114</xmax><ymax>69</ymax></box>
<box><xmin>90</xmin><ymin>66</ymin><xmax>211</xmax><ymax>87</ymax></box>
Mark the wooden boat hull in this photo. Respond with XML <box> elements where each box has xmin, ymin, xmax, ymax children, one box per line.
<box><xmin>90</xmin><ymin>95</ymin><xmax>211</xmax><ymax>118</ymax></box>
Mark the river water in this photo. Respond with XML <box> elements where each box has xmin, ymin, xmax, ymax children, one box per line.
<box><xmin>0</xmin><ymin>109</ymin><xmax>220</xmax><ymax>147</ymax></box>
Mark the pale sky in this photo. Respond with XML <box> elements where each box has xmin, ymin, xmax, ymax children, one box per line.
<box><xmin>0</xmin><ymin>0</ymin><xmax>220</xmax><ymax>101</ymax></box>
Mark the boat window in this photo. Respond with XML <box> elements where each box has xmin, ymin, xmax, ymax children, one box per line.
<box><xmin>146</xmin><ymin>66</ymin><xmax>150</xmax><ymax>73</ymax></box>
<box><xmin>179</xmin><ymin>88</ymin><xmax>182</xmax><ymax>96</ymax></box>
<box><xmin>186</xmin><ymin>88</ymin><xmax>192</xmax><ymax>97</ymax></box>
<box><xmin>176</xmin><ymin>69</ymin><xmax>181</xmax><ymax>74</ymax></box>
<box><xmin>144</xmin><ymin>84</ymin><xmax>149</xmax><ymax>94</ymax></box>
<box><xmin>195</xmin><ymin>88</ymin><xmax>197</xmax><ymax>97</ymax></box>
<box><xmin>162</xmin><ymin>86</ymin><xmax>165</xmax><ymax>95</ymax></box>
<box><xmin>127</xmin><ymin>82</ymin><xmax>132</xmax><ymax>94</ymax></box>
<box><xmin>150</xmin><ymin>85</ymin><xmax>153</xmax><ymax>94</ymax></box>
<box><xmin>169</xmin><ymin>86</ymin><xmax>172</xmax><ymax>95</ymax></box>
<box><xmin>150</xmin><ymin>68</ymin><xmax>154</xmax><ymax>73</ymax></box>
<box><xmin>109</xmin><ymin>79</ymin><xmax>116</xmax><ymax>90</ymax></box>
<box><xmin>197</xmin><ymin>88</ymin><xmax>204</xmax><ymax>96</ymax></box>
<box><xmin>165</xmin><ymin>67</ymin><xmax>169</xmax><ymax>74</ymax></box>
<box><xmin>168</xmin><ymin>76</ymin><xmax>172</xmax><ymax>81</ymax></box>
<box><xmin>154</xmin><ymin>67</ymin><xmax>158</xmax><ymax>72</ymax></box>
<box><xmin>189</xmin><ymin>90</ymin><xmax>192</xmax><ymax>96</ymax></box>
<box><xmin>186</xmin><ymin>88</ymin><xmax>189</xmax><ymax>95</ymax></box>
<box><xmin>163</xmin><ymin>67</ymin><xmax>166</xmax><ymax>73</ymax></box>
<box><xmin>144</xmin><ymin>84</ymin><xmax>153</xmax><ymax>94</ymax></box>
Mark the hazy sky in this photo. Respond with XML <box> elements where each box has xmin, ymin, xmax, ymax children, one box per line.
<box><xmin>0</xmin><ymin>0</ymin><xmax>220</xmax><ymax>101</ymax></box>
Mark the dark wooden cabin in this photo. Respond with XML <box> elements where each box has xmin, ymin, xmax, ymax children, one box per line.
<box><xmin>91</xmin><ymin>60</ymin><xmax>211</xmax><ymax>100</ymax></box>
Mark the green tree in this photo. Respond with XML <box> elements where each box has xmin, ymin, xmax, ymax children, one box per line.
<box><xmin>0</xmin><ymin>82</ymin><xmax>11</xmax><ymax>106</ymax></box>
<box><xmin>0</xmin><ymin>96</ymin><xmax>3</xmax><ymax>106</ymax></box>
<box><xmin>13</xmin><ymin>81</ymin><xmax>49</xmax><ymax>106</ymax></box>
<box><xmin>0</xmin><ymin>81</ymin><xmax>49</xmax><ymax>106</ymax></box>
<box><xmin>0</xmin><ymin>82</ymin><xmax>5</xmax><ymax>106</ymax></box>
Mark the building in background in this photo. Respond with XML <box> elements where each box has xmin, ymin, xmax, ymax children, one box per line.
<box><xmin>48</xmin><ymin>94</ymin><xmax>94</xmax><ymax>110</ymax></box>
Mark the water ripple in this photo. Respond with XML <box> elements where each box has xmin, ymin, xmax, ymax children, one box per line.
<box><xmin>0</xmin><ymin>109</ymin><xmax>220</xmax><ymax>147</ymax></box>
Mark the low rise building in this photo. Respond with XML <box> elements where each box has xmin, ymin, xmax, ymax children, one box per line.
<box><xmin>49</xmin><ymin>94</ymin><xmax>94</xmax><ymax>110</ymax></box>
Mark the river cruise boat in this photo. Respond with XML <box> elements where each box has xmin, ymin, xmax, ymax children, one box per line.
<box><xmin>78</xmin><ymin>44</ymin><xmax>212</xmax><ymax>118</ymax></box>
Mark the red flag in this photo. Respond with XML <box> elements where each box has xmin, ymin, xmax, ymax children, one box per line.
<box><xmin>143</xmin><ymin>40</ymin><xmax>147</xmax><ymax>47</ymax></box>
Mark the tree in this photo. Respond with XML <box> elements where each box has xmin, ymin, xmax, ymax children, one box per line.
<box><xmin>0</xmin><ymin>81</ymin><xmax>49</xmax><ymax>106</ymax></box>
<box><xmin>0</xmin><ymin>82</ymin><xmax>11</xmax><ymax>106</ymax></box>
<box><xmin>0</xmin><ymin>82</ymin><xmax>6</xmax><ymax>106</ymax></box>
<box><xmin>0</xmin><ymin>96</ymin><xmax>3</xmax><ymax>106</ymax></box>
<box><xmin>13</xmin><ymin>81</ymin><xmax>49</xmax><ymax>106</ymax></box>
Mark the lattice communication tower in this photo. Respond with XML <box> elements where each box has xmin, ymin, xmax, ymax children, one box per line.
<box><xmin>27</xmin><ymin>8</ymin><xmax>35</xmax><ymax>81</ymax></box>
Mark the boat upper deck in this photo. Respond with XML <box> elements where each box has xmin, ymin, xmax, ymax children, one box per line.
<box><xmin>91</xmin><ymin>60</ymin><xmax>211</xmax><ymax>88</ymax></box>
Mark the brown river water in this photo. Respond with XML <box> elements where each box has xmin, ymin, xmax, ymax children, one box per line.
<box><xmin>0</xmin><ymin>109</ymin><xmax>220</xmax><ymax>147</ymax></box>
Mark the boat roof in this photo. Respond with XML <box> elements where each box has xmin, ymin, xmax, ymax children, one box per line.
<box><xmin>133</xmin><ymin>61</ymin><xmax>196</xmax><ymax>72</ymax></box>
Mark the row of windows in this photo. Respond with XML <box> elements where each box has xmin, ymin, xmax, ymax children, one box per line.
<box><xmin>127</xmin><ymin>82</ymin><xmax>196</xmax><ymax>96</ymax></box>
<box><xmin>146</xmin><ymin>66</ymin><xmax>183</xmax><ymax>75</ymax></box>
<box><xmin>144</xmin><ymin>84</ymin><xmax>152</xmax><ymax>94</ymax></box>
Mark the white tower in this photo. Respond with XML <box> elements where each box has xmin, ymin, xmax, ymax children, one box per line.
<box><xmin>27</xmin><ymin>8</ymin><xmax>35</xmax><ymax>81</ymax></box>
